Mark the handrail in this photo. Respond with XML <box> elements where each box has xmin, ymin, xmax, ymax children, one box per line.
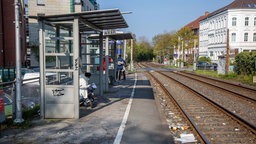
<box><xmin>0</xmin><ymin>77</ymin><xmax>40</xmax><ymax>87</ymax></box>
<box><xmin>0</xmin><ymin>80</ymin><xmax>15</xmax><ymax>87</ymax></box>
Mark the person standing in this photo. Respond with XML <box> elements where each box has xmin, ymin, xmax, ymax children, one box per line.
<box><xmin>116</xmin><ymin>54</ymin><xmax>126</xmax><ymax>80</ymax></box>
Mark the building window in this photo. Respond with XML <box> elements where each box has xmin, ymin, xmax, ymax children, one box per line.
<box><xmin>37</xmin><ymin>0</ymin><xmax>45</xmax><ymax>5</ymax></box>
<box><xmin>254</xmin><ymin>17</ymin><xmax>256</xmax><ymax>26</ymax></box>
<box><xmin>232</xmin><ymin>17</ymin><xmax>237</xmax><ymax>26</ymax></box>
<box><xmin>210</xmin><ymin>51</ymin><xmax>213</xmax><ymax>56</ymax></box>
<box><xmin>244</xmin><ymin>33</ymin><xmax>248</xmax><ymax>42</ymax></box>
<box><xmin>74</xmin><ymin>0</ymin><xmax>81</xmax><ymax>4</ymax></box>
<box><xmin>253</xmin><ymin>33</ymin><xmax>256</xmax><ymax>42</ymax></box>
<box><xmin>245</xmin><ymin>17</ymin><xmax>249</xmax><ymax>26</ymax></box>
<box><xmin>37</xmin><ymin>13</ymin><xmax>45</xmax><ymax>16</ymax></box>
<box><xmin>231</xmin><ymin>33</ymin><xmax>236</xmax><ymax>42</ymax></box>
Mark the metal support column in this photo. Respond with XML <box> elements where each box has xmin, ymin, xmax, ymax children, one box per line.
<box><xmin>86</xmin><ymin>36</ymin><xmax>90</xmax><ymax>72</ymax></box>
<box><xmin>105</xmin><ymin>36</ymin><xmax>109</xmax><ymax>91</ymax></box>
<box><xmin>130</xmin><ymin>39</ymin><xmax>134</xmax><ymax>71</ymax></box>
<box><xmin>114</xmin><ymin>41</ymin><xmax>117</xmax><ymax>80</ymax></box>
<box><xmin>123</xmin><ymin>40</ymin><xmax>126</xmax><ymax>60</ymax></box>
<box><xmin>39</xmin><ymin>20</ymin><xmax>45</xmax><ymax>118</ymax></box>
<box><xmin>99</xmin><ymin>32</ymin><xmax>103</xmax><ymax>96</ymax></box>
<box><xmin>73</xmin><ymin>18</ymin><xmax>80</xmax><ymax>119</ymax></box>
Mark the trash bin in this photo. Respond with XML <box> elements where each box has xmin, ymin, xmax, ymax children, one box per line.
<box><xmin>0</xmin><ymin>89</ymin><xmax>5</xmax><ymax>123</ymax></box>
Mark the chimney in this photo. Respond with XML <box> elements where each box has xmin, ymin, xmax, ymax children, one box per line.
<box><xmin>205</xmin><ymin>11</ymin><xmax>209</xmax><ymax>16</ymax></box>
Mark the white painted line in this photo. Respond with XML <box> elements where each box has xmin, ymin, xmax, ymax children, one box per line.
<box><xmin>113</xmin><ymin>73</ymin><xmax>137</xmax><ymax>144</ymax></box>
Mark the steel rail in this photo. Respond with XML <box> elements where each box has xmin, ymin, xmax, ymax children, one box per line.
<box><xmin>181</xmin><ymin>71</ymin><xmax>256</xmax><ymax>91</ymax></box>
<box><xmin>176</xmin><ymin>71</ymin><xmax>256</xmax><ymax>102</ymax></box>
<box><xmin>159</xmin><ymin>71</ymin><xmax>256</xmax><ymax>134</ymax></box>
<box><xmin>147</xmin><ymin>71</ymin><xmax>210</xmax><ymax>144</ymax></box>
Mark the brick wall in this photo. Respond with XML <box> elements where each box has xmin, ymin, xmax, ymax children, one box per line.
<box><xmin>0</xmin><ymin>0</ymin><xmax>26</xmax><ymax>68</ymax></box>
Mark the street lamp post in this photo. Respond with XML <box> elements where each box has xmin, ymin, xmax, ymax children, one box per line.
<box><xmin>130</xmin><ymin>39</ymin><xmax>134</xmax><ymax>71</ymax></box>
<box><xmin>120</xmin><ymin>11</ymin><xmax>133</xmax><ymax>71</ymax></box>
<box><xmin>14</xmin><ymin>0</ymin><xmax>24</xmax><ymax>124</ymax></box>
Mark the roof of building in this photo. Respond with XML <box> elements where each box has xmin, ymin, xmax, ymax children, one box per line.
<box><xmin>29</xmin><ymin>9</ymin><xmax>128</xmax><ymax>32</ymax></box>
<box><xmin>204</xmin><ymin>0</ymin><xmax>256</xmax><ymax>20</ymax></box>
<box><xmin>185</xmin><ymin>12</ymin><xmax>209</xmax><ymax>30</ymax></box>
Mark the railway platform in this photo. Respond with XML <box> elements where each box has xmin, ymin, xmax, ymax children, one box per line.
<box><xmin>0</xmin><ymin>72</ymin><xmax>174</xmax><ymax>144</ymax></box>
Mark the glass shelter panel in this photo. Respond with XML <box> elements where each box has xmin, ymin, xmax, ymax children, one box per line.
<box><xmin>45</xmin><ymin>56</ymin><xmax>73</xmax><ymax>69</ymax></box>
<box><xmin>44</xmin><ymin>23</ymin><xmax>74</xmax><ymax>86</ymax></box>
<box><xmin>45</xmin><ymin>72</ymin><xmax>73</xmax><ymax>85</ymax></box>
<box><xmin>45</xmin><ymin>39</ymin><xmax>73</xmax><ymax>54</ymax></box>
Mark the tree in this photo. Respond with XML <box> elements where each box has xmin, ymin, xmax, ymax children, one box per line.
<box><xmin>152</xmin><ymin>32</ymin><xmax>173</xmax><ymax>63</ymax></box>
<box><xmin>175</xmin><ymin>27</ymin><xmax>197</xmax><ymax>65</ymax></box>
<box><xmin>133</xmin><ymin>38</ymin><xmax>154</xmax><ymax>62</ymax></box>
<box><xmin>198</xmin><ymin>56</ymin><xmax>211</xmax><ymax>63</ymax></box>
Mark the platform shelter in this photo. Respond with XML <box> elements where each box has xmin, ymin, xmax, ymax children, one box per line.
<box><xmin>31</xmin><ymin>9</ymin><xmax>131</xmax><ymax>119</ymax></box>
<box><xmin>87</xmin><ymin>32</ymin><xmax>134</xmax><ymax>92</ymax></box>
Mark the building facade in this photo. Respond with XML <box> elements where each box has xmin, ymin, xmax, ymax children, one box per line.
<box><xmin>0</xmin><ymin>0</ymin><xmax>27</xmax><ymax>68</ymax></box>
<box><xmin>28</xmin><ymin>0</ymin><xmax>99</xmax><ymax>67</ymax></box>
<box><xmin>199</xmin><ymin>0</ymin><xmax>256</xmax><ymax>63</ymax></box>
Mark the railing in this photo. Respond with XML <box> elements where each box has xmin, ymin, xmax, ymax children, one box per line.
<box><xmin>0</xmin><ymin>77</ymin><xmax>41</xmax><ymax>117</ymax></box>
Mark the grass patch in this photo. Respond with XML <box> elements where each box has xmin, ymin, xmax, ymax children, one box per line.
<box><xmin>195</xmin><ymin>70</ymin><xmax>256</xmax><ymax>86</ymax></box>
<box><xmin>163</xmin><ymin>65</ymin><xmax>178</xmax><ymax>69</ymax></box>
<box><xmin>1</xmin><ymin>105</ymin><xmax>40</xmax><ymax>130</ymax></box>
<box><xmin>195</xmin><ymin>70</ymin><xmax>219</xmax><ymax>77</ymax></box>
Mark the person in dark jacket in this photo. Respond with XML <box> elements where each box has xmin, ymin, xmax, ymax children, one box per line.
<box><xmin>116</xmin><ymin>55</ymin><xmax>126</xmax><ymax>80</ymax></box>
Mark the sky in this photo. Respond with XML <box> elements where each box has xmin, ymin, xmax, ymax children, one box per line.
<box><xmin>97</xmin><ymin>0</ymin><xmax>234</xmax><ymax>41</ymax></box>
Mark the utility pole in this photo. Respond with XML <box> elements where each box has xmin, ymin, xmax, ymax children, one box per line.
<box><xmin>225</xmin><ymin>29</ymin><xmax>230</xmax><ymax>75</ymax></box>
<box><xmin>14</xmin><ymin>0</ymin><xmax>24</xmax><ymax>124</ymax></box>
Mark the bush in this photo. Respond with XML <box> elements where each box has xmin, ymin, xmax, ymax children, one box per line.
<box><xmin>22</xmin><ymin>104</ymin><xmax>40</xmax><ymax>120</ymax></box>
<box><xmin>235</xmin><ymin>52</ymin><xmax>256</xmax><ymax>75</ymax></box>
<box><xmin>198</xmin><ymin>56</ymin><xmax>211</xmax><ymax>63</ymax></box>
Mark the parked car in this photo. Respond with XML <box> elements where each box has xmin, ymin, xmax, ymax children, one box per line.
<box><xmin>196</xmin><ymin>62</ymin><xmax>212</xmax><ymax>70</ymax></box>
<box><xmin>212</xmin><ymin>63</ymin><xmax>218</xmax><ymax>71</ymax></box>
<box><xmin>21</xmin><ymin>68</ymin><xmax>39</xmax><ymax>84</ymax></box>
<box><xmin>21</xmin><ymin>68</ymin><xmax>35</xmax><ymax>76</ymax></box>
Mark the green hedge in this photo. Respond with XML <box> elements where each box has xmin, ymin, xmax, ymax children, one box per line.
<box><xmin>235</xmin><ymin>52</ymin><xmax>256</xmax><ymax>76</ymax></box>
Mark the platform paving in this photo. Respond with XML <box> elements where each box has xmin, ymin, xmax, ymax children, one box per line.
<box><xmin>0</xmin><ymin>72</ymin><xmax>174</xmax><ymax>144</ymax></box>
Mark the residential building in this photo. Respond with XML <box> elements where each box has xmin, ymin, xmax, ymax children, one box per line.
<box><xmin>28</xmin><ymin>0</ymin><xmax>99</xmax><ymax>67</ymax></box>
<box><xmin>184</xmin><ymin>12</ymin><xmax>209</xmax><ymax>63</ymax></box>
<box><xmin>186</xmin><ymin>12</ymin><xmax>209</xmax><ymax>36</ymax></box>
<box><xmin>0</xmin><ymin>0</ymin><xmax>27</xmax><ymax>68</ymax></box>
<box><xmin>199</xmin><ymin>0</ymin><xmax>256</xmax><ymax>63</ymax></box>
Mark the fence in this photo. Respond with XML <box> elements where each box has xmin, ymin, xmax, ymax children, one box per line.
<box><xmin>0</xmin><ymin>77</ymin><xmax>40</xmax><ymax>118</ymax></box>
<box><xmin>0</xmin><ymin>68</ymin><xmax>16</xmax><ymax>83</ymax></box>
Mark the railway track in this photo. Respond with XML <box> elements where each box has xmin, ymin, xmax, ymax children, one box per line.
<box><xmin>178</xmin><ymin>71</ymin><xmax>256</xmax><ymax>101</ymax></box>
<box><xmin>162</xmin><ymin>71</ymin><xmax>256</xmax><ymax>129</ymax></box>
<box><xmin>137</xmin><ymin>62</ymin><xmax>256</xmax><ymax>143</ymax></box>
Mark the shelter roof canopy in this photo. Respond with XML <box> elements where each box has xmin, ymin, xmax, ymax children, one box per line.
<box><xmin>105</xmin><ymin>33</ymin><xmax>134</xmax><ymax>40</ymax></box>
<box><xmin>29</xmin><ymin>9</ymin><xmax>128</xmax><ymax>32</ymax></box>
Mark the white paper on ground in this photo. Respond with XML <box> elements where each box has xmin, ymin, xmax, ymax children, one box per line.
<box><xmin>176</xmin><ymin>133</ymin><xmax>197</xmax><ymax>143</ymax></box>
